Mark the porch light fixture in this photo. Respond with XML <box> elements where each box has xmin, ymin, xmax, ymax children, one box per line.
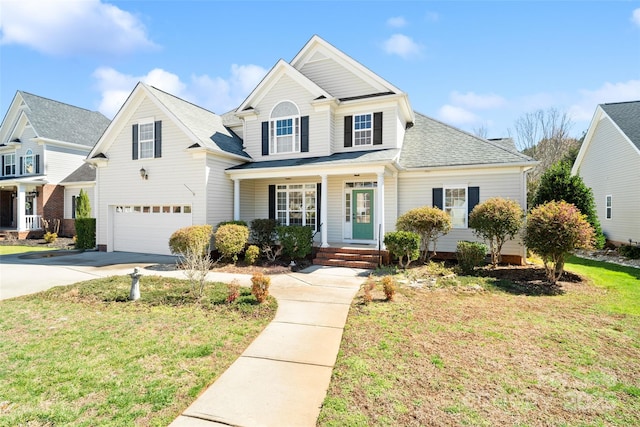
<box><xmin>139</xmin><ymin>167</ymin><xmax>148</xmax><ymax>180</ymax></box>
<box><xmin>28</xmin><ymin>191</ymin><xmax>39</xmax><ymax>197</ymax></box>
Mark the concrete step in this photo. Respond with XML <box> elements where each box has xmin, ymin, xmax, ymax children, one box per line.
<box><xmin>314</xmin><ymin>251</ymin><xmax>379</xmax><ymax>261</ymax></box>
<box><xmin>313</xmin><ymin>258</ymin><xmax>378</xmax><ymax>269</ymax></box>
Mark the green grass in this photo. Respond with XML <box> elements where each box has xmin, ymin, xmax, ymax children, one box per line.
<box><xmin>0</xmin><ymin>275</ymin><xmax>276</xmax><ymax>426</ymax></box>
<box><xmin>318</xmin><ymin>259</ymin><xmax>640</xmax><ymax>426</ymax></box>
<box><xmin>0</xmin><ymin>245</ymin><xmax>57</xmax><ymax>255</ymax></box>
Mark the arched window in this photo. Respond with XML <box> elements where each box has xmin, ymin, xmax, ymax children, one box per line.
<box><xmin>23</xmin><ymin>149</ymin><xmax>34</xmax><ymax>174</ymax></box>
<box><xmin>270</xmin><ymin>101</ymin><xmax>300</xmax><ymax>154</ymax></box>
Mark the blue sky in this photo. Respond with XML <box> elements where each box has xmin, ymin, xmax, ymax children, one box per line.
<box><xmin>1</xmin><ymin>0</ymin><xmax>639</xmax><ymax>142</ymax></box>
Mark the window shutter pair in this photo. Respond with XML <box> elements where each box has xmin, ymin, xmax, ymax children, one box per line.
<box><xmin>344</xmin><ymin>112</ymin><xmax>383</xmax><ymax>147</ymax></box>
<box><xmin>268</xmin><ymin>183</ymin><xmax>321</xmax><ymax>230</ymax></box>
<box><xmin>432</xmin><ymin>187</ymin><xmax>480</xmax><ymax>216</ymax></box>
<box><xmin>262</xmin><ymin>116</ymin><xmax>309</xmax><ymax>156</ymax></box>
<box><xmin>132</xmin><ymin>121</ymin><xmax>162</xmax><ymax>160</ymax></box>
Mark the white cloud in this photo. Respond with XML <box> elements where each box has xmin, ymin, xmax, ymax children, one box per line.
<box><xmin>382</xmin><ymin>34</ymin><xmax>423</xmax><ymax>59</ymax></box>
<box><xmin>437</xmin><ymin>105</ymin><xmax>480</xmax><ymax>125</ymax></box>
<box><xmin>568</xmin><ymin>79</ymin><xmax>640</xmax><ymax>121</ymax></box>
<box><xmin>387</xmin><ymin>16</ymin><xmax>407</xmax><ymax>28</ymax></box>
<box><xmin>0</xmin><ymin>0</ymin><xmax>156</xmax><ymax>55</ymax></box>
<box><xmin>450</xmin><ymin>91</ymin><xmax>506</xmax><ymax>110</ymax></box>
<box><xmin>632</xmin><ymin>8</ymin><xmax>640</xmax><ymax>27</ymax></box>
<box><xmin>93</xmin><ymin>64</ymin><xmax>268</xmax><ymax>118</ymax></box>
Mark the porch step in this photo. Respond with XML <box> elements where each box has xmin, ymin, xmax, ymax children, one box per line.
<box><xmin>313</xmin><ymin>246</ymin><xmax>389</xmax><ymax>269</ymax></box>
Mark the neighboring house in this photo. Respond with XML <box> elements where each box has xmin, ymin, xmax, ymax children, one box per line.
<box><xmin>0</xmin><ymin>91</ymin><xmax>110</xmax><ymax>238</ymax></box>
<box><xmin>571</xmin><ymin>101</ymin><xmax>640</xmax><ymax>246</ymax></box>
<box><xmin>89</xmin><ymin>35</ymin><xmax>536</xmax><ymax>263</ymax></box>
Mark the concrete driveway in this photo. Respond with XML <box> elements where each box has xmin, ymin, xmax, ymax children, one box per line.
<box><xmin>0</xmin><ymin>250</ymin><xmax>179</xmax><ymax>300</ymax></box>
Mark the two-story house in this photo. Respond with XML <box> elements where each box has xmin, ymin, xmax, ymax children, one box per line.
<box><xmin>0</xmin><ymin>91</ymin><xmax>110</xmax><ymax>238</ymax></box>
<box><xmin>88</xmin><ymin>36</ymin><xmax>536</xmax><ymax>263</ymax></box>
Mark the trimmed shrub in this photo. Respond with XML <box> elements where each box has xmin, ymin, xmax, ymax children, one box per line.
<box><xmin>469</xmin><ymin>197</ymin><xmax>523</xmax><ymax>266</ymax></box>
<box><xmin>250</xmin><ymin>218</ymin><xmax>278</xmax><ymax>248</ymax></box>
<box><xmin>525</xmin><ymin>200</ymin><xmax>594</xmax><ymax>284</ymax></box>
<box><xmin>169</xmin><ymin>225</ymin><xmax>213</xmax><ymax>257</ymax></box>
<box><xmin>244</xmin><ymin>245</ymin><xmax>260</xmax><ymax>265</ymax></box>
<box><xmin>44</xmin><ymin>232</ymin><xmax>58</xmax><ymax>244</ymax></box>
<box><xmin>381</xmin><ymin>275</ymin><xmax>397</xmax><ymax>301</ymax></box>
<box><xmin>384</xmin><ymin>231</ymin><xmax>420</xmax><ymax>269</ymax></box>
<box><xmin>251</xmin><ymin>272</ymin><xmax>271</xmax><ymax>303</ymax></box>
<box><xmin>276</xmin><ymin>225</ymin><xmax>313</xmax><ymax>260</ymax></box>
<box><xmin>533</xmin><ymin>161</ymin><xmax>605</xmax><ymax>249</ymax></box>
<box><xmin>396</xmin><ymin>206</ymin><xmax>451</xmax><ymax>261</ymax></box>
<box><xmin>75</xmin><ymin>218</ymin><xmax>96</xmax><ymax>250</ymax></box>
<box><xmin>362</xmin><ymin>275</ymin><xmax>376</xmax><ymax>305</ymax></box>
<box><xmin>456</xmin><ymin>241</ymin><xmax>487</xmax><ymax>274</ymax></box>
<box><xmin>618</xmin><ymin>244</ymin><xmax>640</xmax><ymax>260</ymax></box>
<box><xmin>215</xmin><ymin>224</ymin><xmax>249</xmax><ymax>264</ymax></box>
<box><xmin>227</xmin><ymin>279</ymin><xmax>240</xmax><ymax>304</ymax></box>
<box><xmin>217</xmin><ymin>220</ymin><xmax>248</xmax><ymax>228</ymax></box>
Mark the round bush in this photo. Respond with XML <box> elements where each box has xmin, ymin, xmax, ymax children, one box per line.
<box><xmin>169</xmin><ymin>225</ymin><xmax>213</xmax><ymax>256</ymax></box>
<box><xmin>215</xmin><ymin>224</ymin><xmax>250</xmax><ymax>263</ymax></box>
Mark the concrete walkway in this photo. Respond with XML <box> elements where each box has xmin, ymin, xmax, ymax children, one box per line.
<box><xmin>170</xmin><ymin>265</ymin><xmax>366</xmax><ymax>427</ymax></box>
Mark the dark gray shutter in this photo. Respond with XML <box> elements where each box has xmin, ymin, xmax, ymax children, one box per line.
<box><xmin>468</xmin><ymin>187</ymin><xmax>480</xmax><ymax>216</ymax></box>
<box><xmin>316</xmin><ymin>182</ymin><xmax>321</xmax><ymax>231</ymax></box>
<box><xmin>432</xmin><ymin>188</ymin><xmax>443</xmax><ymax>210</ymax></box>
<box><xmin>1</xmin><ymin>156</ymin><xmax>4</xmax><ymax>176</ymax></box>
<box><xmin>154</xmin><ymin>121</ymin><xmax>162</xmax><ymax>158</ymax></box>
<box><xmin>301</xmin><ymin>116</ymin><xmax>309</xmax><ymax>153</ymax></box>
<box><xmin>132</xmin><ymin>124</ymin><xmax>139</xmax><ymax>160</ymax></box>
<box><xmin>344</xmin><ymin>116</ymin><xmax>352</xmax><ymax>147</ymax></box>
<box><xmin>268</xmin><ymin>185</ymin><xmax>276</xmax><ymax>219</ymax></box>
<box><xmin>262</xmin><ymin>122</ymin><xmax>269</xmax><ymax>156</ymax></box>
<box><xmin>35</xmin><ymin>155</ymin><xmax>40</xmax><ymax>174</ymax></box>
<box><xmin>373</xmin><ymin>112</ymin><xmax>383</xmax><ymax>145</ymax></box>
<box><xmin>72</xmin><ymin>195</ymin><xmax>77</xmax><ymax>219</ymax></box>
<box><xmin>19</xmin><ymin>157</ymin><xmax>23</xmax><ymax>175</ymax></box>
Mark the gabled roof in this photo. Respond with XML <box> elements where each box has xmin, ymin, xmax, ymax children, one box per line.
<box><xmin>600</xmin><ymin>101</ymin><xmax>640</xmax><ymax>151</ymax></box>
<box><xmin>89</xmin><ymin>83</ymin><xmax>249</xmax><ymax>160</ymax></box>
<box><xmin>399</xmin><ymin>112</ymin><xmax>536</xmax><ymax>169</ymax></box>
<box><xmin>3</xmin><ymin>91</ymin><xmax>110</xmax><ymax>147</ymax></box>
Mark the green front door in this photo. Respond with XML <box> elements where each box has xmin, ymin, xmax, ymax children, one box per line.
<box><xmin>352</xmin><ymin>189</ymin><xmax>374</xmax><ymax>240</ymax></box>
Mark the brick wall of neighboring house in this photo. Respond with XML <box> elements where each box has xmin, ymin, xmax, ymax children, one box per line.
<box><xmin>38</xmin><ymin>184</ymin><xmax>65</xmax><ymax>235</ymax></box>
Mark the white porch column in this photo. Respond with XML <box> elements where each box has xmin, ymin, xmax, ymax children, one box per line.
<box><xmin>16</xmin><ymin>184</ymin><xmax>26</xmax><ymax>231</ymax></box>
<box><xmin>320</xmin><ymin>174</ymin><xmax>329</xmax><ymax>248</ymax></box>
<box><xmin>233</xmin><ymin>179</ymin><xmax>240</xmax><ymax>221</ymax></box>
<box><xmin>377</xmin><ymin>171</ymin><xmax>385</xmax><ymax>249</ymax></box>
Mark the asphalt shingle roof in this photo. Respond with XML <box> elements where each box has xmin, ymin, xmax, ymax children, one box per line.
<box><xmin>60</xmin><ymin>162</ymin><xmax>96</xmax><ymax>183</ymax></box>
<box><xmin>399</xmin><ymin>112</ymin><xmax>535</xmax><ymax>168</ymax></box>
<box><xmin>600</xmin><ymin>101</ymin><xmax>640</xmax><ymax>151</ymax></box>
<box><xmin>19</xmin><ymin>92</ymin><xmax>110</xmax><ymax>147</ymax></box>
<box><xmin>146</xmin><ymin>85</ymin><xmax>250</xmax><ymax>158</ymax></box>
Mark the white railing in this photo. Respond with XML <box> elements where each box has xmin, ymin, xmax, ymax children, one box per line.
<box><xmin>25</xmin><ymin>215</ymin><xmax>42</xmax><ymax>230</ymax></box>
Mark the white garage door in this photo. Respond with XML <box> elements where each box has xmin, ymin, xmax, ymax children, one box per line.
<box><xmin>113</xmin><ymin>205</ymin><xmax>192</xmax><ymax>255</ymax></box>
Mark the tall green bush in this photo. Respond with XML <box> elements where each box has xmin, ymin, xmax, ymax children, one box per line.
<box><xmin>525</xmin><ymin>200</ymin><xmax>594</xmax><ymax>284</ymax></box>
<box><xmin>76</xmin><ymin>189</ymin><xmax>91</xmax><ymax>219</ymax></box>
<box><xmin>533</xmin><ymin>161</ymin><xmax>605</xmax><ymax>248</ymax></box>
<box><xmin>469</xmin><ymin>197</ymin><xmax>523</xmax><ymax>266</ymax></box>
<box><xmin>396</xmin><ymin>206</ymin><xmax>451</xmax><ymax>262</ymax></box>
<box><xmin>75</xmin><ymin>218</ymin><xmax>96</xmax><ymax>250</ymax></box>
<box><xmin>384</xmin><ymin>231</ymin><xmax>420</xmax><ymax>269</ymax></box>
<box><xmin>215</xmin><ymin>224</ymin><xmax>249</xmax><ymax>264</ymax></box>
<box><xmin>250</xmin><ymin>219</ymin><xmax>278</xmax><ymax>248</ymax></box>
<box><xmin>276</xmin><ymin>225</ymin><xmax>313</xmax><ymax>260</ymax></box>
<box><xmin>169</xmin><ymin>225</ymin><xmax>213</xmax><ymax>257</ymax></box>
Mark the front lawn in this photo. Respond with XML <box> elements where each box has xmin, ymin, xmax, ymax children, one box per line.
<box><xmin>0</xmin><ymin>276</ymin><xmax>276</xmax><ymax>426</ymax></box>
<box><xmin>0</xmin><ymin>245</ymin><xmax>57</xmax><ymax>255</ymax></box>
<box><xmin>318</xmin><ymin>259</ymin><xmax>640</xmax><ymax>426</ymax></box>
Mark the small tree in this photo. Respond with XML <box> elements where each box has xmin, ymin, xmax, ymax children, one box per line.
<box><xmin>525</xmin><ymin>200</ymin><xmax>594</xmax><ymax>284</ymax></box>
<box><xmin>384</xmin><ymin>231</ymin><xmax>420</xmax><ymax>269</ymax></box>
<box><xmin>76</xmin><ymin>189</ymin><xmax>91</xmax><ymax>219</ymax></box>
<box><xmin>396</xmin><ymin>206</ymin><xmax>451</xmax><ymax>262</ymax></box>
<box><xmin>469</xmin><ymin>197</ymin><xmax>523</xmax><ymax>266</ymax></box>
<box><xmin>75</xmin><ymin>189</ymin><xmax>94</xmax><ymax>249</ymax></box>
<box><xmin>533</xmin><ymin>161</ymin><xmax>605</xmax><ymax>248</ymax></box>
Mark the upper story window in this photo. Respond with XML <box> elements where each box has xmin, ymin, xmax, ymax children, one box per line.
<box><xmin>270</xmin><ymin>101</ymin><xmax>300</xmax><ymax>154</ymax></box>
<box><xmin>23</xmin><ymin>149</ymin><xmax>35</xmax><ymax>174</ymax></box>
<box><xmin>3</xmin><ymin>153</ymin><xmax>16</xmax><ymax>176</ymax></box>
<box><xmin>139</xmin><ymin>122</ymin><xmax>155</xmax><ymax>159</ymax></box>
<box><xmin>354</xmin><ymin>114</ymin><xmax>372</xmax><ymax>146</ymax></box>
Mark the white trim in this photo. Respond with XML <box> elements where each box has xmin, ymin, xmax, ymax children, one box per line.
<box><xmin>353</xmin><ymin>112</ymin><xmax>373</xmax><ymax>147</ymax></box>
<box><xmin>443</xmin><ymin>184</ymin><xmax>469</xmax><ymax>229</ymax></box>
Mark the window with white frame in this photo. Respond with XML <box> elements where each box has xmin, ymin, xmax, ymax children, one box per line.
<box><xmin>23</xmin><ymin>149</ymin><xmax>34</xmax><ymax>174</ymax></box>
<box><xmin>606</xmin><ymin>195</ymin><xmax>612</xmax><ymax>220</ymax></box>
<box><xmin>138</xmin><ymin>122</ymin><xmax>155</xmax><ymax>159</ymax></box>
<box><xmin>276</xmin><ymin>183</ymin><xmax>316</xmax><ymax>231</ymax></box>
<box><xmin>444</xmin><ymin>186</ymin><xmax>467</xmax><ymax>228</ymax></box>
<box><xmin>3</xmin><ymin>153</ymin><xmax>15</xmax><ymax>176</ymax></box>
<box><xmin>270</xmin><ymin>101</ymin><xmax>300</xmax><ymax>154</ymax></box>
<box><xmin>353</xmin><ymin>113</ymin><xmax>372</xmax><ymax>146</ymax></box>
